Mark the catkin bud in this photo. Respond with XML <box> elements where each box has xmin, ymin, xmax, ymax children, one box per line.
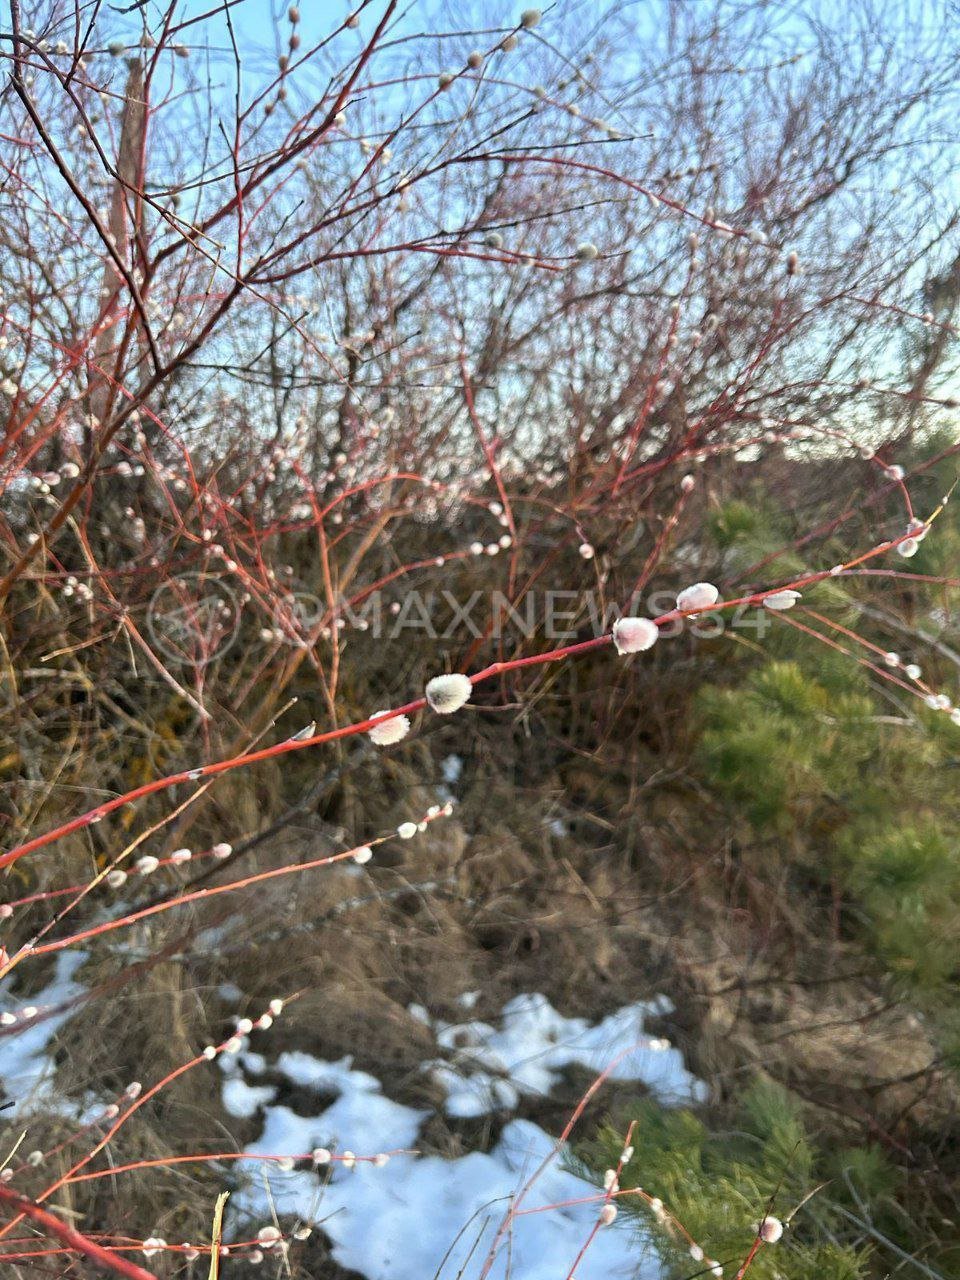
<box><xmin>612</xmin><ymin>617</ymin><xmax>659</xmax><ymax>654</ymax></box>
<box><xmin>762</xmin><ymin>589</ymin><xmax>801</xmax><ymax>610</ymax></box>
<box><xmin>425</xmin><ymin>673</ymin><xmax>472</xmax><ymax>714</ymax></box>
<box><xmin>676</xmin><ymin>582</ymin><xmax>719</xmax><ymax>612</ymax></box>
<box><xmin>756</xmin><ymin>1216</ymin><xmax>783</xmax><ymax>1243</ymax></box>
<box><xmin>368</xmin><ymin>710</ymin><xmax>411</xmax><ymax>745</ymax></box>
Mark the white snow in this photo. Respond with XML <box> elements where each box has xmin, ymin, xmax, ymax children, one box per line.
<box><xmin>423</xmin><ymin>992</ymin><xmax>705</xmax><ymax>1118</ymax></box>
<box><xmin>438</xmin><ymin>753</ymin><xmax>463</xmax><ymax>802</ymax></box>
<box><xmin>229</xmin><ymin>992</ymin><xmax>702</xmax><ymax>1280</ymax></box>
<box><xmin>0</xmin><ymin>952</ymin><xmax>87</xmax><ymax>1116</ymax></box>
<box><xmin>237</xmin><ymin>1108</ymin><xmax>660</xmax><ymax>1280</ymax></box>
<box><xmin>223</xmin><ymin>1076</ymin><xmax>277</xmax><ymax>1119</ymax></box>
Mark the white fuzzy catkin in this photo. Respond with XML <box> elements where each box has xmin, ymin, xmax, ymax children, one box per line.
<box><xmin>762</xmin><ymin>589</ymin><xmax>801</xmax><ymax>610</ymax></box>
<box><xmin>397</xmin><ymin>822</ymin><xmax>418</xmax><ymax>839</ymax></box>
<box><xmin>425</xmin><ymin>673</ymin><xmax>472</xmax><ymax>714</ymax></box>
<box><xmin>676</xmin><ymin>582</ymin><xmax>719</xmax><ymax>612</ymax></box>
<box><xmin>599</xmin><ymin>1203</ymin><xmax>617</xmax><ymax>1226</ymax></box>
<box><xmin>612</xmin><ymin>617</ymin><xmax>659</xmax><ymax>654</ymax></box>
<box><xmin>353</xmin><ymin>845</ymin><xmax>373</xmax><ymax>864</ymax></box>
<box><xmin>368</xmin><ymin>710</ymin><xmax>411</xmax><ymax>745</ymax></box>
<box><xmin>757</xmin><ymin>1216</ymin><xmax>783</xmax><ymax>1243</ymax></box>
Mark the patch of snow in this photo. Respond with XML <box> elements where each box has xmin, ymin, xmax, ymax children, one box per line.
<box><xmin>437</xmin><ymin>753</ymin><xmax>463</xmax><ymax>802</ymax></box>
<box><xmin>441</xmin><ymin>754</ymin><xmax>463</xmax><ymax>785</ymax></box>
<box><xmin>424</xmin><ymin>992</ymin><xmax>705</xmax><ymax>1118</ymax></box>
<box><xmin>223</xmin><ymin>1076</ymin><xmax>277</xmax><ymax>1119</ymax></box>
<box><xmin>0</xmin><ymin>952</ymin><xmax>87</xmax><ymax>1116</ymax></box>
<box><xmin>228</xmin><ymin>992</ymin><xmax>702</xmax><ymax>1280</ymax></box>
<box><xmin>236</xmin><ymin>1106</ymin><xmax>658</xmax><ymax>1280</ymax></box>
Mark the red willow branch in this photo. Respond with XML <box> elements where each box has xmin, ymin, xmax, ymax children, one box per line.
<box><xmin>0</xmin><ymin>1183</ymin><xmax>158</xmax><ymax>1280</ymax></box>
<box><xmin>0</xmin><ymin>534</ymin><xmax>925</xmax><ymax>879</ymax></box>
